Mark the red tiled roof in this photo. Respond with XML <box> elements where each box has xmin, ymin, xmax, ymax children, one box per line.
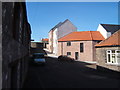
<box><xmin>58</xmin><ymin>31</ymin><xmax>105</xmax><ymax>42</ymax></box>
<box><xmin>95</xmin><ymin>30</ymin><xmax>120</xmax><ymax>47</ymax></box>
<box><xmin>42</xmin><ymin>38</ymin><xmax>49</xmax><ymax>41</ymax></box>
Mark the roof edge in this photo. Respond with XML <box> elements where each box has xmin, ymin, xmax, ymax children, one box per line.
<box><xmin>95</xmin><ymin>29</ymin><xmax>120</xmax><ymax>47</ymax></box>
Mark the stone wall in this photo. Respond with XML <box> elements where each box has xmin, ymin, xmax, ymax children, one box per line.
<box><xmin>31</xmin><ymin>42</ymin><xmax>43</xmax><ymax>49</ymax></box>
<box><xmin>2</xmin><ymin>2</ymin><xmax>31</xmax><ymax>89</ymax></box>
<box><xmin>96</xmin><ymin>47</ymin><xmax>120</xmax><ymax>72</ymax></box>
<box><xmin>30</xmin><ymin>42</ymin><xmax>44</xmax><ymax>54</ymax></box>
<box><xmin>0</xmin><ymin>1</ymin><xmax>2</xmax><ymax>90</ymax></box>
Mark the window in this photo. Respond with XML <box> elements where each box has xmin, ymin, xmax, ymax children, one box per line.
<box><xmin>80</xmin><ymin>43</ymin><xmax>84</xmax><ymax>52</ymax></box>
<box><xmin>67</xmin><ymin>52</ymin><xmax>71</xmax><ymax>56</ymax></box>
<box><xmin>106</xmin><ymin>50</ymin><xmax>120</xmax><ymax>64</ymax></box>
<box><xmin>67</xmin><ymin>41</ymin><xmax>71</xmax><ymax>46</ymax></box>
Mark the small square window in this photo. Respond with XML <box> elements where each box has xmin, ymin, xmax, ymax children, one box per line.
<box><xmin>67</xmin><ymin>52</ymin><xmax>71</xmax><ymax>56</ymax></box>
<box><xmin>112</xmin><ymin>50</ymin><xmax>115</xmax><ymax>53</ymax></box>
<box><xmin>67</xmin><ymin>42</ymin><xmax>71</xmax><ymax>46</ymax></box>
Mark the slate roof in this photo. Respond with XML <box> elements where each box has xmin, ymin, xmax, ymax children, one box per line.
<box><xmin>101</xmin><ymin>24</ymin><xmax>120</xmax><ymax>34</ymax></box>
<box><xmin>49</xmin><ymin>19</ymin><xmax>70</xmax><ymax>33</ymax></box>
<box><xmin>95</xmin><ymin>30</ymin><xmax>120</xmax><ymax>47</ymax></box>
<box><xmin>49</xmin><ymin>22</ymin><xmax>62</xmax><ymax>33</ymax></box>
<box><xmin>51</xmin><ymin>22</ymin><xmax>63</xmax><ymax>30</ymax></box>
<box><xmin>58</xmin><ymin>31</ymin><xmax>105</xmax><ymax>42</ymax></box>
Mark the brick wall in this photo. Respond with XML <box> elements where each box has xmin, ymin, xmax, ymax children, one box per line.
<box><xmin>2</xmin><ymin>2</ymin><xmax>31</xmax><ymax>89</ymax></box>
<box><xmin>96</xmin><ymin>47</ymin><xmax>120</xmax><ymax>72</ymax></box>
<box><xmin>58</xmin><ymin>40</ymin><xmax>97</xmax><ymax>62</ymax></box>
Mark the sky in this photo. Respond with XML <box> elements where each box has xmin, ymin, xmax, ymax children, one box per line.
<box><xmin>26</xmin><ymin>2</ymin><xmax>118</xmax><ymax>42</ymax></box>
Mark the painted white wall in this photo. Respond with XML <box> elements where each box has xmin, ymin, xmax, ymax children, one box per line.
<box><xmin>49</xmin><ymin>20</ymin><xmax>77</xmax><ymax>55</ymax></box>
<box><xmin>107</xmin><ymin>32</ymin><xmax>112</xmax><ymax>38</ymax></box>
<box><xmin>97</xmin><ymin>24</ymin><xmax>108</xmax><ymax>39</ymax></box>
<box><xmin>53</xmin><ymin>28</ymin><xmax>58</xmax><ymax>55</ymax></box>
<box><xmin>48</xmin><ymin>31</ymin><xmax>53</xmax><ymax>52</ymax></box>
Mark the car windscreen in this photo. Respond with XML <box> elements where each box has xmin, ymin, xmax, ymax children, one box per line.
<box><xmin>33</xmin><ymin>54</ymin><xmax>44</xmax><ymax>58</ymax></box>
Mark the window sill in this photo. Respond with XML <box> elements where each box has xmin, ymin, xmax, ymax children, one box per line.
<box><xmin>105</xmin><ymin>63</ymin><xmax>120</xmax><ymax>66</ymax></box>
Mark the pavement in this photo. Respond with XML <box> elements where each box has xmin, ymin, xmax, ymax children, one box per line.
<box><xmin>44</xmin><ymin>48</ymin><xmax>96</xmax><ymax>63</ymax></box>
<box><xmin>44</xmin><ymin>48</ymin><xmax>96</xmax><ymax>69</ymax></box>
<box><xmin>44</xmin><ymin>48</ymin><xmax>58</xmax><ymax>58</ymax></box>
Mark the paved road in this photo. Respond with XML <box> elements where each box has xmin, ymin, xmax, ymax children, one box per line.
<box><xmin>23</xmin><ymin>57</ymin><xmax>120</xmax><ymax>88</ymax></box>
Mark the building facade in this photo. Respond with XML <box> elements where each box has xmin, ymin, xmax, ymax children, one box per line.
<box><xmin>41</xmin><ymin>38</ymin><xmax>49</xmax><ymax>49</ymax></box>
<box><xmin>49</xmin><ymin>19</ymin><xmax>77</xmax><ymax>55</ymax></box>
<box><xmin>58</xmin><ymin>31</ymin><xmax>104</xmax><ymax>62</ymax></box>
<box><xmin>97</xmin><ymin>24</ymin><xmax>120</xmax><ymax>39</ymax></box>
<box><xmin>95</xmin><ymin>30</ymin><xmax>120</xmax><ymax>72</ymax></box>
<box><xmin>30</xmin><ymin>42</ymin><xmax>45</xmax><ymax>54</ymax></box>
<box><xmin>49</xmin><ymin>29</ymin><xmax>54</xmax><ymax>53</ymax></box>
<box><xmin>1</xmin><ymin>2</ymin><xmax>31</xmax><ymax>89</ymax></box>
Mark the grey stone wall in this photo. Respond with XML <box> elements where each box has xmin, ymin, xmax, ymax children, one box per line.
<box><xmin>31</xmin><ymin>42</ymin><xmax>44</xmax><ymax>49</ymax></box>
<box><xmin>2</xmin><ymin>2</ymin><xmax>31</xmax><ymax>89</ymax></box>
<box><xmin>0</xmin><ymin>1</ymin><xmax>2</xmax><ymax>90</ymax></box>
<box><xmin>31</xmin><ymin>42</ymin><xmax>44</xmax><ymax>54</ymax></box>
<box><xmin>96</xmin><ymin>47</ymin><xmax>120</xmax><ymax>72</ymax></box>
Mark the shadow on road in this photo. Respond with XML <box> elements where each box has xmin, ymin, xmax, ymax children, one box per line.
<box><xmin>23</xmin><ymin>56</ymin><xmax>120</xmax><ymax>88</ymax></box>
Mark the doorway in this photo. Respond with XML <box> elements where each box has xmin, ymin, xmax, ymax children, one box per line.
<box><xmin>75</xmin><ymin>52</ymin><xmax>79</xmax><ymax>60</ymax></box>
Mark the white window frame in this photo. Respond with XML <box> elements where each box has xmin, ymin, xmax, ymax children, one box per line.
<box><xmin>106</xmin><ymin>50</ymin><xmax>120</xmax><ymax>65</ymax></box>
<box><xmin>115</xmin><ymin>50</ymin><xmax>120</xmax><ymax>64</ymax></box>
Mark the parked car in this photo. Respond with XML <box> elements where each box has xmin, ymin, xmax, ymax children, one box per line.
<box><xmin>32</xmin><ymin>53</ymin><xmax>46</xmax><ymax>65</ymax></box>
<box><xmin>58</xmin><ymin>55</ymin><xmax>75</xmax><ymax>62</ymax></box>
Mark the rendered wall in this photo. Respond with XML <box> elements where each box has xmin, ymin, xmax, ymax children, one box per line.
<box><xmin>58</xmin><ymin>20</ymin><xmax>77</xmax><ymax>39</ymax></box>
<box><xmin>97</xmin><ymin>24</ymin><xmax>108</xmax><ymax>39</ymax></box>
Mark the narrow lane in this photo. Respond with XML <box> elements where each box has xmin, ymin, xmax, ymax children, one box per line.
<box><xmin>23</xmin><ymin>57</ymin><xmax>119</xmax><ymax>88</ymax></box>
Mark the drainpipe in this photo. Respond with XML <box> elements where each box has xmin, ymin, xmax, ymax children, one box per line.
<box><xmin>61</xmin><ymin>42</ymin><xmax>63</xmax><ymax>55</ymax></box>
